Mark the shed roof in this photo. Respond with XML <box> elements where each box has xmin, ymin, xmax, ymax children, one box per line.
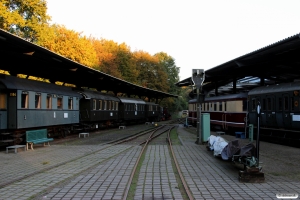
<box><xmin>176</xmin><ymin>33</ymin><xmax>300</xmax><ymax>96</ymax></box>
<box><xmin>0</xmin><ymin>29</ymin><xmax>177</xmax><ymax>100</ymax></box>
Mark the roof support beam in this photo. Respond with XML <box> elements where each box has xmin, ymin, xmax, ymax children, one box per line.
<box><xmin>233</xmin><ymin>78</ymin><xmax>236</xmax><ymax>94</ymax></box>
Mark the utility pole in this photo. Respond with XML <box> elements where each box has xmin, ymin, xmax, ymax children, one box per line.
<box><xmin>192</xmin><ymin>69</ymin><xmax>205</xmax><ymax>144</ymax></box>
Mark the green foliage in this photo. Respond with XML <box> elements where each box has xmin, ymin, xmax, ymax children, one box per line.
<box><xmin>0</xmin><ymin>0</ymin><xmax>50</xmax><ymax>42</ymax></box>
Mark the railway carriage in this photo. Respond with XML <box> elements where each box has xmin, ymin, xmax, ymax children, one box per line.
<box><xmin>0</xmin><ymin>75</ymin><xmax>81</xmax><ymax>142</ymax></box>
<box><xmin>188</xmin><ymin>93</ymin><xmax>248</xmax><ymax>131</ymax></box>
<box><xmin>248</xmin><ymin>82</ymin><xmax>300</xmax><ymax>131</ymax></box>
<box><xmin>79</xmin><ymin>90</ymin><xmax>120</xmax><ymax>128</ymax></box>
<box><xmin>0</xmin><ymin>75</ymin><xmax>81</xmax><ymax>130</ymax></box>
<box><xmin>118</xmin><ymin>97</ymin><xmax>146</xmax><ymax>123</ymax></box>
<box><xmin>145</xmin><ymin>102</ymin><xmax>160</xmax><ymax>122</ymax></box>
<box><xmin>0</xmin><ymin>74</ymin><xmax>163</xmax><ymax>145</ymax></box>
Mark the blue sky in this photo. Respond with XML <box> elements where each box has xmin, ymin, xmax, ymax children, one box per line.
<box><xmin>47</xmin><ymin>0</ymin><xmax>300</xmax><ymax>80</ymax></box>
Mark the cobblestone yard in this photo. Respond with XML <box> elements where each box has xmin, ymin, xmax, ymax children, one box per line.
<box><xmin>0</xmin><ymin>124</ymin><xmax>299</xmax><ymax>199</ymax></box>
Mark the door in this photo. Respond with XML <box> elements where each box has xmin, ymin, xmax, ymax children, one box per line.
<box><xmin>282</xmin><ymin>94</ymin><xmax>291</xmax><ymax>129</ymax></box>
<box><xmin>265</xmin><ymin>95</ymin><xmax>276</xmax><ymax>127</ymax></box>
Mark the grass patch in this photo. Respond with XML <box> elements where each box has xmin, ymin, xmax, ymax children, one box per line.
<box><xmin>126</xmin><ymin>148</ymin><xmax>147</xmax><ymax>200</ymax></box>
<box><xmin>170</xmin><ymin>129</ymin><xmax>181</xmax><ymax>145</ymax></box>
<box><xmin>42</xmin><ymin>161</ymin><xmax>49</xmax><ymax>165</ymax></box>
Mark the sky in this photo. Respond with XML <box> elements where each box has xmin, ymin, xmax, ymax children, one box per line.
<box><xmin>46</xmin><ymin>0</ymin><xmax>300</xmax><ymax>81</ymax></box>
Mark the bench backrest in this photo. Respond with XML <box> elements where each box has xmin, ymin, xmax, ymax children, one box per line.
<box><xmin>26</xmin><ymin>129</ymin><xmax>48</xmax><ymax>141</ymax></box>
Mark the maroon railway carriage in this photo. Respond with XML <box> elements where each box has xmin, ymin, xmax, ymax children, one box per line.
<box><xmin>188</xmin><ymin>93</ymin><xmax>248</xmax><ymax>131</ymax></box>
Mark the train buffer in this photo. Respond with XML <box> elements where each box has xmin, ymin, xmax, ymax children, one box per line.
<box><xmin>216</xmin><ymin>131</ymin><xmax>225</xmax><ymax>135</ymax></box>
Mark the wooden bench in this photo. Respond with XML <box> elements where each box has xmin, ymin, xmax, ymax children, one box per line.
<box><xmin>26</xmin><ymin>129</ymin><xmax>54</xmax><ymax>150</ymax></box>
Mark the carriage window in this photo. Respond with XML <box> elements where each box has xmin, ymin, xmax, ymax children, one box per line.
<box><xmin>278</xmin><ymin>97</ymin><xmax>282</xmax><ymax>110</ymax></box>
<box><xmin>224</xmin><ymin>102</ymin><xmax>227</xmax><ymax>111</ymax></box>
<box><xmin>99</xmin><ymin>100</ymin><xmax>102</xmax><ymax>110</ymax></box>
<box><xmin>104</xmin><ymin>101</ymin><xmax>107</xmax><ymax>110</ymax></box>
<box><xmin>46</xmin><ymin>94</ymin><xmax>52</xmax><ymax>109</ymax></box>
<box><xmin>214</xmin><ymin>103</ymin><xmax>217</xmax><ymax>111</ymax></box>
<box><xmin>112</xmin><ymin>101</ymin><xmax>114</xmax><ymax>110</ymax></box>
<box><xmin>115</xmin><ymin>102</ymin><xmax>118</xmax><ymax>111</ymax></box>
<box><xmin>92</xmin><ymin>99</ymin><xmax>96</xmax><ymax>110</ymax></box>
<box><xmin>219</xmin><ymin>102</ymin><xmax>222</xmax><ymax>111</ymax></box>
<box><xmin>21</xmin><ymin>91</ymin><xmax>29</xmax><ymax>109</ymax></box>
<box><xmin>284</xmin><ymin>96</ymin><xmax>289</xmax><ymax>111</ymax></box>
<box><xmin>35</xmin><ymin>93</ymin><xmax>41</xmax><ymax>109</ymax></box>
<box><xmin>0</xmin><ymin>93</ymin><xmax>6</xmax><ymax>109</ymax></box>
<box><xmin>267</xmin><ymin>98</ymin><xmax>271</xmax><ymax>111</ymax></box>
<box><xmin>68</xmin><ymin>97</ymin><xmax>73</xmax><ymax>110</ymax></box>
<box><xmin>57</xmin><ymin>96</ymin><xmax>63</xmax><ymax>109</ymax></box>
<box><xmin>108</xmin><ymin>101</ymin><xmax>111</xmax><ymax>110</ymax></box>
<box><xmin>291</xmin><ymin>97</ymin><xmax>294</xmax><ymax>111</ymax></box>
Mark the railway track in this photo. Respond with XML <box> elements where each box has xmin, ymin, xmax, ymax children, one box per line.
<box><xmin>0</xmin><ymin>123</ymin><xmax>196</xmax><ymax>200</ymax></box>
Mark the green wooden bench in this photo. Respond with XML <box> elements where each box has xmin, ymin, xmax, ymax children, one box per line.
<box><xmin>26</xmin><ymin>129</ymin><xmax>54</xmax><ymax>150</ymax></box>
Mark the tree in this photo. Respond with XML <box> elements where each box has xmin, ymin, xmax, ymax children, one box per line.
<box><xmin>0</xmin><ymin>0</ymin><xmax>50</xmax><ymax>42</ymax></box>
<box><xmin>90</xmin><ymin>38</ymin><xmax>139</xmax><ymax>82</ymax></box>
<box><xmin>37</xmin><ymin>24</ymin><xmax>98</xmax><ymax>68</ymax></box>
<box><xmin>133</xmin><ymin>50</ymin><xmax>169</xmax><ymax>92</ymax></box>
<box><xmin>154</xmin><ymin>52</ymin><xmax>183</xmax><ymax>112</ymax></box>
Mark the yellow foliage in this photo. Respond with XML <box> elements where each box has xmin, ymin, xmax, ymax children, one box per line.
<box><xmin>38</xmin><ymin>25</ymin><xmax>98</xmax><ymax>68</ymax></box>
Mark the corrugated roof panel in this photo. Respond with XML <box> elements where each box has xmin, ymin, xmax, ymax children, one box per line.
<box><xmin>248</xmin><ymin>82</ymin><xmax>300</xmax><ymax>95</ymax></box>
<box><xmin>118</xmin><ymin>97</ymin><xmax>146</xmax><ymax>104</ymax></box>
<box><xmin>79</xmin><ymin>90</ymin><xmax>120</xmax><ymax>101</ymax></box>
<box><xmin>0</xmin><ymin>75</ymin><xmax>81</xmax><ymax>97</ymax></box>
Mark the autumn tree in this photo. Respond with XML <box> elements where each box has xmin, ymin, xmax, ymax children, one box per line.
<box><xmin>154</xmin><ymin>52</ymin><xmax>186</xmax><ymax>113</ymax></box>
<box><xmin>0</xmin><ymin>0</ymin><xmax>50</xmax><ymax>42</ymax></box>
<box><xmin>37</xmin><ymin>24</ymin><xmax>98</xmax><ymax>68</ymax></box>
<box><xmin>90</xmin><ymin>38</ymin><xmax>123</xmax><ymax>79</ymax></box>
<box><xmin>90</xmin><ymin>38</ymin><xmax>138</xmax><ymax>82</ymax></box>
<box><xmin>133</xmin><ymin>50</ymin><xmax>169</xmax><ymax>92</ymax></box>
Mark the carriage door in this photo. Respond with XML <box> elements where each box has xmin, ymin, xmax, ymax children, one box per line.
<box><xmin>282</xmin><ymin>94</ymin><xmax>291</xmax><ymax>129</ymax></box>
<box><xmin>266</xmin><ymin>95</ymin><xmax>276</xmax><ymax>127</ymax></box>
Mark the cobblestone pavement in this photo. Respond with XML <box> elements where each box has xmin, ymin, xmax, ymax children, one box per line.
<box><xmin>1</xmin><ymin>124</ymin><xmax>300</xmax><ymax>199</ymax></box>
<box><xmin>42</xmin><ymin>146</ymin><xmax>141</xmax><ymax>200</ymax></box>
<box><xmin>134</xmin><ymin>145</ymin><xmax>183</xmax><ymax>200</ymax></box>
<box><xmin>0</xmin><ymin>144</ymin><xmax>134</xmax><ymax>200</ymax></box>
<box><xmin>176</xmin><ymin>125</ymin><xmax>300</xmax><ymax>199</ymax></box>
